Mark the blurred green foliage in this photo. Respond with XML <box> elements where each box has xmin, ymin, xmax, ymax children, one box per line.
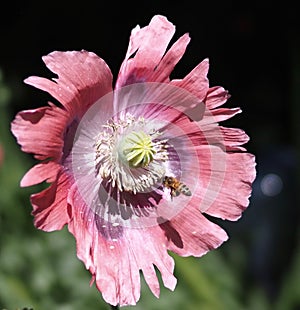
<box><xmin>0</xmin><ymin>68</ymin><xmax>299</xmax><ymax>310</ymax></box>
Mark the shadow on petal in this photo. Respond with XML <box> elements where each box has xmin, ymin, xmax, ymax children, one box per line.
<box><xmin>158</xmin><ymin>218</ymin><xmax>183</xmax><ymax>249</ymax></box>
<box><xmin>93</xmin><ymin>179</ymin><xmax>164</xmax><ymax>226</ymax></box>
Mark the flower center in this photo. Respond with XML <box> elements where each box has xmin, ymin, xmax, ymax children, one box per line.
<box><xmin>122</xmin><ymin>131</ymin><xmax>156</xmax><ymax>168</ymax></box>
<box><xmin>95</xmin><ymin>114</ymin><xmax>168</xmax><ymax>194</ymax></box>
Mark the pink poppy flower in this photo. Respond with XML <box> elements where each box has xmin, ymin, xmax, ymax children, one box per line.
<box><xmin>11</xmin><ymin>15</ymin><xmax>256</xmax><ymax>306</ymax></box>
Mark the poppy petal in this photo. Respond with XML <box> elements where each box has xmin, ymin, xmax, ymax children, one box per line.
<box><xmin>31</xmin><ymin>170</ymin><xmax>72</xmax><ymax>231</ymax></box>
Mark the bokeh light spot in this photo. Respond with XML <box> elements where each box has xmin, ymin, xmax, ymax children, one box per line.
<box><xmin>260</xmin><ymin>173</ymin><xmax>283</xmax><ymax>197</ymax></box>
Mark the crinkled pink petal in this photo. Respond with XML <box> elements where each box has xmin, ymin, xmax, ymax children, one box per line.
<box><xmin>68</xmin><ymin>185</ymin><xmax>176</xmax><ymax>306</ymax></box>
<box><xmin>163</xmin><ymin>204</ymin><xmax>228</xmax><ymax>257</ymax></box>
<box><xmin>11</xmin><ymin>106</ymin><xmax>68</xmax><ymax>161</ymax></box>
<box><xmin>123</xmin><ymin>227</ymin><xmax>177</xmax><ymax>295</ymax></box>
<box><xmin>25</xmin><ymin>76</ymin><xmax>74</xmax><ymax>109</ymax></box>
<box><xmin>124</xmin><ymin>87</ymin><xmax>203</xmax><ymax>126</ymax></box>
<box><xmin>67</xmin><ymin>185</ymin><xmax>140</xmax><ymax>306</ymax></box>
<box><xmin>90</xmin><ymin>231</ymin><xmax>142</xmax><ymax>306</ymax></box>
<box><xmin>117</xmin><ymin>15</ymin><xmax>208</xmax><ymax>101</ymax></box>
<box><xmin>204</xmin><ymin>152</ymin><xmax>256</xmax><ymax>220</ymax></box>
<box><xmin>31</xmin><ymin>170</ymin><xmax>72</xmax><ymax>231</ymax></box>
<box><xmin>194</xmin><ymin>124</ymin><xmax>250</xmax><ymax>151</ymax></box>
<box><xmin>219</xmin><ymin>126</ymin><xmax>250</xmax><ymax>151</ymax></box>
<box><xmin>188</xmin><ymin>143</ymin><xmax>254</xmax><ymax>219</ymax></box>
<box><xmin>96</xmin><ymin>227</ymin><xmax>176</xmax><ymax>305</ymax></box>
<box><xmin>166</xmin><ymin>106</ymin><xmax>255</xmax><ymax>220</ymax></box>
<box><xmin>171</xmin><ymin>58</ymin><xmax>210</xmax><ymax>102</ymax></box>
<box><xmin>150</xmin><ymin>33</ymin><xmax>191</xmax><ymax>82</ymax></box>
<box><xmin>21</xmin><ymin>161</ymin><xmax>61</xmax><ymax>187</ymax></box>
<box><xmin>210</xmin><ymin>107</ymin><xmax>242</xmax><ymax>123</ymax></box>
<box><xmin>26</xmin><ymin>51</ymin><xmax>113</xmax><ymax>118</ymax></box>
<box><xmin>205</xmin><ymin>86</ymin><xmax>231</xmax><ymax>109</ymax></box>
<box><xmin>116</xmin><ymin>15</ymin><xmax>176</xmax><ymax>88</ymax></box>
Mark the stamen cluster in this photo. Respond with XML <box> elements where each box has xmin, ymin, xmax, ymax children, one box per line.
<box><xmin>95</xmin><ymin>114</ymin><xmax>168</xmax><ymax>194</ymax></box>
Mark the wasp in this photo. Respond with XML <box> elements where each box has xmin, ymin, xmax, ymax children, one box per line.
<box><xmin>163</xmin><ymin>176</ymin><xmax>192</xmax><ymax>199</ymax></box>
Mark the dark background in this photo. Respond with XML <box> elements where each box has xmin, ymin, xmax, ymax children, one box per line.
<box><xmin>0</xmin><ymin>1</ymin><xmax>299</xmax><ymax>309</ymax></box>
